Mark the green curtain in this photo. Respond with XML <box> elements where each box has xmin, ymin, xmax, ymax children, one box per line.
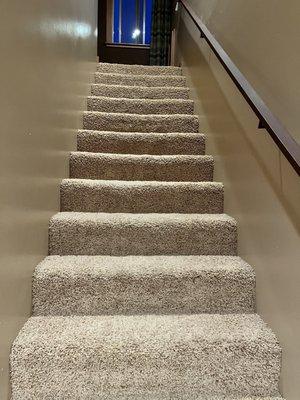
<box><xmin>150</xmin><ymin>0</ymin><xmax>173</xmax><ymax>66</ymax></box>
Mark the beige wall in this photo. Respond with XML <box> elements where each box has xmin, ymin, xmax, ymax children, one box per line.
<box><xmin>176</xmin><ymin>6</ymin><xmax>300</xmax><ymax>400</ymax></box>
<box><xmin>0</xmin><ymin>1</ymin><xmax>98</xmax><ymax>398</ymax></box>
<box><xmin>187</xmin><ymin>0</ymin><xmax>300</xmax><ymax>144</ymax></box>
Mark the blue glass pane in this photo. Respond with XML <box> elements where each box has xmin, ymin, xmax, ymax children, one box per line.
<box><xmin>113</xmin><ymin>0</ymin><xmax>153</xmax><ymax>45</ymax></box>
<box><xmin>113</xmin><ymin>1</ymin><xmax>120</xmax><ymax>43</ymax></box>
<box><xmin>145</xmin><ymin>0</ymin><xmax>153</xmax><ymax>45</ymax></box>
<box><xmin>122</xmin><ymin>0</ymin><xmax>137</xmax><ymax>44</ymax></box>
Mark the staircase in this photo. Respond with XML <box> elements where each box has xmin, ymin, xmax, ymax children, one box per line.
<box><xmin>10</xmin><ymin>63</ymin><xmax>283</xmax><ymax>399</ymax></box>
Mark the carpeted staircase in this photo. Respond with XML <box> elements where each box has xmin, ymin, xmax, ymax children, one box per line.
<box><xmin>10</xmin><ymin>63</ymin><xmax>283</xmax><ymax>399</ymax></box>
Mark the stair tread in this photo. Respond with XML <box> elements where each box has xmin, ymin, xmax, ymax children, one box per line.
<box><xmin>51</xmin><ymin>211</ymin><xmax>236</xmax><ymax>223</ymax></box>
<box><xmin>87</xmin><ymin>96</ymin><xmax>194</xmax><ymax>114</ymax></box>
<box><xmin>62</xmin><ymin>178</ymin><xmax>222</xmax><ymax>187</ymax></box>
<box><xmin>77</xmin><ymin>130</ymin><xmax>205</xmax><ymax>155</ymax></box>
<box><xmin>70</xmin><ymin>152</ymin><xmax>213</xmax><ymax>182</ymax></box>
<box><xmin>91</xmin><ymin>83</ymin><xmax>190</xmax><ymax>99</ymax></box>
<box><xmin>33</xmin><ymin>255</ymin><xmax>255</xmax><ymax>315</ymax></box>
<box><xmin>71</xmin><ymin>151</ymin><xmax>211</xmax><ymax>159</ymax></box>
<box><xmin>35</xmin><ymin>254</ymin><xmax>253</xmax><ymax>276</ymax></box>
<box><xmin>49</xmin><ymin>212</ymin><xmax>237</xmax><ymax>256</ymax></box>
<box><xmin>11</xmin><ymin>314</ymin><xmax>281</xmax><ymax>398</ymax></box>
<box><xmin>95</xmin><ymin>72</ymin><xmax>187</xmax><ymax>87</ymax></box>
<box><xmin>60</xmin><ymin>179</ymin><xmax>223</xmax><ymax>213</ymax></box>
<box><xmin>83</xmin><ymin>111</ymin><xmax>199</xmax><ymax>133</ymax></box>
<box><xmin>97</xmin><ymin>62</ymin><xmax>183</xmax><ymax>76</ymax></box>
<box><xmin>83</xmin><ymin>110</ymin><xmax>197</xmax><ymax>118</ymax></box>
<box><xmin>78</xmin><ymin>130</ymin><xmax>202</xmax><ymax>137</ymax></box>
<box><xmin>13</xmin><ymin>313</ymin><xmax>278</xmax><ymax>345</ymax></box>
<box><xmin>87</xmin><ymin>96</ymin><xmax>193</xmax><ymax>105</ymax></box>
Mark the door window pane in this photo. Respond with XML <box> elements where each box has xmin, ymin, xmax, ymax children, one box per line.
<box><xmin>113</xmin><ymin>0</ymin><xmax>153</xmax><ymax>45</ymax></box>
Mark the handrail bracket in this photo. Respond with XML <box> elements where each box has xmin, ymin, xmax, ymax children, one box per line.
<box><xmin>258</xmin><ymin>120</ymin><xmax>266</xmax><ymax>130</ymax></box>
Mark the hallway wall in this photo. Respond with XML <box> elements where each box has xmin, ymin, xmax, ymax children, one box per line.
<box><xmin>0</xmin><ymin>1</ymin><xmax>98</xmax><ymax>398</ymax></box>
<box><xmin>175</xmin><ymin>6</ymin><xmax>300</xmax><ymax>400</ymax></box>
<box><xmin>187</xmin><ymin>0</ymin><xmax>300</xmax><ymax>144</ymax></box>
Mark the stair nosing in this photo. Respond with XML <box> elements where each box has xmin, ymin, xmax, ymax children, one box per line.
<box><xmin>61</xmin><ymin>178</ymin><xmax>223</xmax><ymax>185</ymax></box>
<box><xmin>77</xmin><ymin>129</ymin><xmax>204</xmax><ymax>136</ymax></box>
<box><xmin>87</xmin><ymin>95</ymin><xmax>194</xmax><ymax>104</ymax></box>
<box><xmin>91</xmin><ymin>83</ymin><xmax>190</xmax><ymax>91</ymax></box>
<box><xmin>94</xmin><ymin>71</ymin><xmax>186</xmax><ymax>78</ymax></box>
<box><xmin>83</xmin><ymin>110</ymin><xmax>197</xmax><ymax>118</ymax></box>
<box><xmin>70</xmin><ymin>151</ymin><xmax>212</xmax><ymax>159</ymax></box>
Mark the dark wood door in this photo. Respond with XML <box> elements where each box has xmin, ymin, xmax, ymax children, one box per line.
<box><xmin>98</xmin><ymin>0</ymin><xmax>150</xmax><ymax>65</ymax></box>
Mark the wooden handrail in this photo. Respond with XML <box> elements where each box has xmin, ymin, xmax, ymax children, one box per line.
<box><xmin>179</xmin><ymin>0</ymin><xmax>300</xmax><ymax>176</ymax></box>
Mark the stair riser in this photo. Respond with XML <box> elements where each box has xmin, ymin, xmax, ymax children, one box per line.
<box><xmin>49</xmin><ymin>216</ymin><xmax>237</xmax><ymax>256</ymax></box>
<box><xmin>69</xmin><ymin>154</ymin><xmax>214</xmax><ymax>182</ymax></box>
<box><xmin>95</xmin><ymin>73</ymin><xmax>187</xmax><ymax>87</ymax></box>
<box><xmin>60</xmin><ymin>181</ymin><xmax>224</xmax><ymax>213</ymax></box>
<box><xmin>77</xmin><ymin>131</ymin><xmax>205</xmax><ymax>155</ymax></box>
<box><xmin>33</xmin><ymin>271</ymin><xmax>255</xmax><ymax>315</ymax></box>
<box><xmin>91</xmin><ymin>84</ymin><xmax>190</xmax><ymax>99</ymax></box>
<box><xmin>97</xmin><ymin>63</ymin><xmax>183</xmax><ymax>76</ymax></box>
<box><xmin>87</xmin><ymin>97</ymin><xmax>194</xmax><ymax>115</ymax></box>
<box><xmin>11</xmin><ymin>316</ymin><xmax>281</xmax><ymax>399</ymax></box>
<box><xmin>11</xmin><ymin>358</ymin><xmax>281</xmax><ymax>399</ymax></box>
<box><xmin>83</xmin><ymin>112</ymin><xmax>199</xmax><ymax>133</ymax></box>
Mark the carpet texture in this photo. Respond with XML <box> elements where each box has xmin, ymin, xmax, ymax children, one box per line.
<box><xmin>10</xmin><ymin>62</ymin><xmax>283</xmax><ymax>399</ymax></box>
<box><xmin>83</xmin><ymin>111</ymin><xmax>199</xmax><ymax>133</ymax></box>
<box><xmin>11</xmin><ymin>314</ymin><xmax>281</xmax><ymax>399</ymax></box>
<box><xmin>70</xmin><ymin>152</ymin><xmax>214</xmax><ymax>181</ymax></box>
<box><xmin>87</xmin><ymin>96</ymin><xmax>194</xmax><ymax>114</ymax></box>
<box><xmin>77</xmin><ymin>130</ymin><xmax>204</xmax><ymax>154</ymax></box>
<box><xmin>33</xmin><ymin>255</ymin><xmax>255</xmax><ymax>315</ymax></box>
<box><xmin>91</xmin><ymin>83</ymin><xmax>190</xmax><ymax>99</ymax></box>
<box><xmin>60</xmin><ymin>179</ymin><xmax>224</xmax><ymax>213</ymax></box>
<box><xmin>94</xmin><ymin>72</ymin><xmax>187</xmax><ymax>87</ymax></box>
<box><xmin>49</xmin><ymin>212</ymin><xmax>237</xmax><ymax>256</ymax></box>
<box><xmin>97</xmin><ymin>62</ymin><xmax>182</xmax><ymax>76</ymax></box>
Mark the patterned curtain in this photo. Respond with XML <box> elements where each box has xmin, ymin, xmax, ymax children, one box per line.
<box><xmin>150</xmin><ymin>0</ymin><xmax>173</xmax><ymax>66</ymax></box>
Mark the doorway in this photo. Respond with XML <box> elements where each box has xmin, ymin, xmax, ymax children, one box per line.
<box><xmin>98</xmin><ymin>0</ymin><xmax>153</xmax><ymax>65</ymax></box>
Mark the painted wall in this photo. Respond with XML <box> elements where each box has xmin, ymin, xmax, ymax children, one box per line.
<box><xmin>0</xmin><ymin>1</ymin><xmax>98</xmax><ymax>398</ymax></box>
<box><xmin>176</xmin><ymin>6</ymin><xmax>300</xmax><ymax>399</ymax></box>
<box><xmin>187</xmin><ymin>0</ymin><xmax>300</xmax><ymax>144</ymax></box>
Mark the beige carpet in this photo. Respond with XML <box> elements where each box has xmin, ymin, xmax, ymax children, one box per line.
<box><xmin>87</xmin><ymin>96</ymin><xmax>194</xmax><ymax>115</ymax></box>
<box><xmin>77</xmin><ymin>131</ymin><xmax>205</xmax><ymax>154</ymax></box>
<box><xmin>10</xmin><ymin>62</ymin><xmax>283</xmax><ymax>399</ymax></box>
